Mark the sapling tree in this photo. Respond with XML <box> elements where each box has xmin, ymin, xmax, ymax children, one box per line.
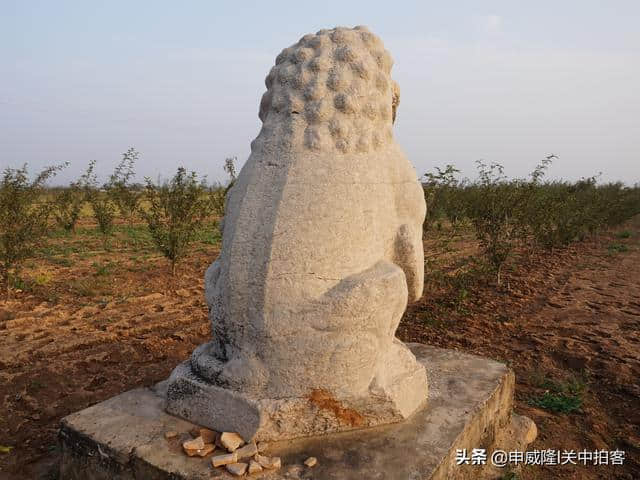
<box><xmin>0</xmin><ymin>163</ymin><xmax>66</xmax><ymax>297</ymax></box>
<box><xmin>224</xmin><ymin>156</ymin><xmax>237</xmax><ymax>182</ymax></box>
<box><xmin>464</xmin><ymin>160</ymin><xmax>526</xmax><ymax>286</ymax></box>
<box><xmin>142</xmin><ymin>167</ymin><xmax>210</xmax><ymax>275</ymax></box>
<box><xmin>422</xmin><ymin>164</ymin><xmax>464</xmax><ymax>231</ymax></box>
<box><xmin>82</xmin><ymin>161</ymin><xmax>117</xmax><ymax>248</ymax></box>
<box><xmin>53</xmin><ymin>178</ymin><xmax>85</xmax><ymax>233</ymax></box>
<box><xmin>209</xmin><ymin>156</ymin><xmax>238</xmax><ymax>217</ymax></box>
<box><xmin>107</xmin><ymin>148</ymin><xmax>143</xmax><ymax>226</ymax></box>
<box><xmin>208</xmin><ymin>182</ymin><xmax>226</xmax><ymax>218</ymax></box>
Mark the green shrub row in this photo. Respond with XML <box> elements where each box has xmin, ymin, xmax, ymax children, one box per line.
<box><xmin>0</xmin><ymin>150</ymin><xmax>237</xmax><ymax>296</ymax></box>
<box><xmin>423</xmin><ymin>157</ymin><xmax>640</xmax><ymax>283</ymax></box>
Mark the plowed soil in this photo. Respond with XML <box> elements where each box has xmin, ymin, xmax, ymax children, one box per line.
<box><xmin>1</xmin><ymin>218</ymin><xmax>638</xmax><ymax>479</ymax></box>
<box><xmin>401</xmin><ymin>218</ymin><xmax>640</xmax><ymax>479</ymax></box>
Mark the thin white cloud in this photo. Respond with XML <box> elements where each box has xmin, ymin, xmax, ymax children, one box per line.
<box><xmin>474</xmin><ymin>14</ymin><xmax>503</xmax><ymax>35</ymax></box>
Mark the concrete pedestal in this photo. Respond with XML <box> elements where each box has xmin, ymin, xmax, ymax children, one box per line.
<box><xmin>59</xmin><ymin>344</ymin><xmax>536</xmax><ymax>480</ymax></box>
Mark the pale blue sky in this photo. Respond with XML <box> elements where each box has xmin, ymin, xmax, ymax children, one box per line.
<box><xmin>1</xmin><ymin>1</ymin><xmax>639</xmax><ymax>185</ymax></box>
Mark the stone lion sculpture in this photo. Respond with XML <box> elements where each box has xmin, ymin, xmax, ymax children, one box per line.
<box><xmin>166</xmin><ymin>25</ymin><xmax>428</xmax><ymax>442</ymax></box>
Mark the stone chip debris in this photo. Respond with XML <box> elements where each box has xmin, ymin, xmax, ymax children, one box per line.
<box><xmin>195</xmin><ymin>443</ymin><xmax>215</xmax><ymax>457</ymax></box>
<box><xmin>254</xmin><ymin>454</ymin><xmax>269</xmax><ymax>468</ymax></box>
<box><xmin>304</xmin><ymin>456</ymin><xmax>318</xmax><ymax>467</ymax></box>
<box><xmin>199</xmin><ymin>428</ymin><xmax>217</xmax><ymax>444</ymax></box>
<box><xmin>220</xmin><ymin>432</ymin><xmax>245</xmax><ymax>452</ymax></box>
<box><xmin>284</xmin><ymin>464</ymin><xmax>304</xmax><ymax>477</ymax></box>
<box><xmin>182</xmin><ymin>436</ymin><xmax>205</xmax><ymax>456</ymax></box>
<box><xmin>235</xmin><ymin>442</ymin><xmax>258</xmax><ymax>460</ymax></box>
<box><xmin>211</xmin><ymin>452</ymin><xmax>238</xmax><ymax>467</ymax></box>
<box><xmin>226</xmin><ymin>462</ymin><xmax>248</xmax><ymax>476</ymax></box>
<box><xmin>248</xmin><ymin>460</ymin><xmax>263</xmax><ymax>474</ymax></box>
<box><xmin>164</xmin><ymin>430</ymin><xmax>178</xmax><ymax>439</ymax></box>
<box><xmin>255</xmin><ymin>453</ymin><xmax>282</xmax><ymax>470</ymax></box>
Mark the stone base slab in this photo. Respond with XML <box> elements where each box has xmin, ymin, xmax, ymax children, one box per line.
<box><xmin>59</xmin><ymin>344</ymin><xmax>536</xmax><ymax>480</ymax></box>
<box><xmin>165</xmin><ymin>338</ymin><xmax>428</xmax><ymax>442</ymax></box>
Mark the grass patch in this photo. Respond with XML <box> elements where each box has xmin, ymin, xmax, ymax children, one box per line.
<box><xmin>528</xmin><ymin>374</ymin><xmax>586</xmax><ymax>414</ymax></box>
<box><xmin>423</xmin><ymin>253</ymin><xmax>489</xmax><ymax>313</ymax></box>
<box><xmin>419</xmin><ymin>311</ymin><xmax>444</xmax><ymax>327</ymax></box>
<box><xmin>10</xmin><ymin>275</ymin><xmax>31</xmax><ymax>292</ymax></box>
<box><xmin>76</xmin><ymin>227</ymin><xmax>103</xmax><ymax>238</ymax></box>
<box><xmin>33</xmin><ymin>272</ymin><xmax>53</xmax><ymax>286</ymax></box>
<box><xmin>92</xmin><ymin>260</ymin><xmax>117</xmax><ymax>276</ymax></box>
<box><xmin>608</xmin><ymin>243</ymin><xmax>629</xmax><ymax>253</ymax></box>
<box><xmin>29</xmin><ymin>380</ymin><xmax>45</xmax><ymax>390</ymax></box>
<box><xmin>194</xmin><ymin>222</ymin><xmax>222</xmax><ymax>246</ymax></box>
<box><xmin>118</xmin><ymin>224</ymin><xmax>154</xmax><ymax>249</ymax></box>
<box><xmin>48</xmin><ymin>229</ymin><xmax>73</xmax><ymax>239</ymax></box>
<box><xmin>615</xmin><ymin>230</ymin><xmax>632</xmax><ymax>239</ymax></box>
<box><xmin>529</xmin><ymin>392</ymin><xmax>582</xmax><ymax>413</ymax></box>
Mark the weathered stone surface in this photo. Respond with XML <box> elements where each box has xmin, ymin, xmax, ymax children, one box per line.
<box><xmin>195</xmin><ymin>444</ymin><xmax>215</xmax><ymax>457</ymax></box>
<box><xmin>166</xmin><ymin>25</ymin><xmax>428</xmax><ymax>443</ymax></box>
<box><xmin>523</xmin><ymin>416</ymin><xmax>538</xmax><ymax>444</ymax></box>
<box><xmin>225</xmin><ymin>462</ymin><xmax>248</xmax><ymax>476</ymax></box>
<box><xmin>260</xmin><ymin>455</ymin><xmax>281</xmax><ymax>470</ymax></box>
<box><xmin>254</xmin><ymin>454</ymin><xmax>271</xmax><ymax>469</ymax></box>
<box><xmin>183</xmin><ymin>437</ymin><xmax>205</xmax><ymax>456</ymax></box>
<box><xmin>235</xmin><ymin>442</ymin><xmax>258</xmax><ymax>459</ymax></box>
<box><xmin>199</xmin><ymin>428</ymin><xmax>216</xmax><ymax>444</ymax></box>
<box><xmin>220</xmin><ymin>432</ymin><xmax>244</xmax><ymax>452</ymax></box>
<box><xmin>59</xmin><ymin>344</ymin><xmax>536</xmax><ymax>479</ymax></box>
<box><xmin>256</xmin><ymin>442</ymin><xmax>267</xmax><ymax>453</ymax></box>
<box><xmin>248</xmin><ymin>460</ymin><xmax>263</xmax><ymax>474</ymax></box>
<box><xmin>211</xmin><ymin>452</ymin><xmax>238</xmax><ymax>467</ymax></box>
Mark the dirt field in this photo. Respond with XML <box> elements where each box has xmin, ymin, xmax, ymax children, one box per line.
<box><xmin>401</xmin><ymin>217</ymin><xmax>640</xmax><ymax>479</ymax></box>
<box><xmin>1</xmin><ymin>217</ymin><xmax>638</xmax><ymax>479</ymax></box>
